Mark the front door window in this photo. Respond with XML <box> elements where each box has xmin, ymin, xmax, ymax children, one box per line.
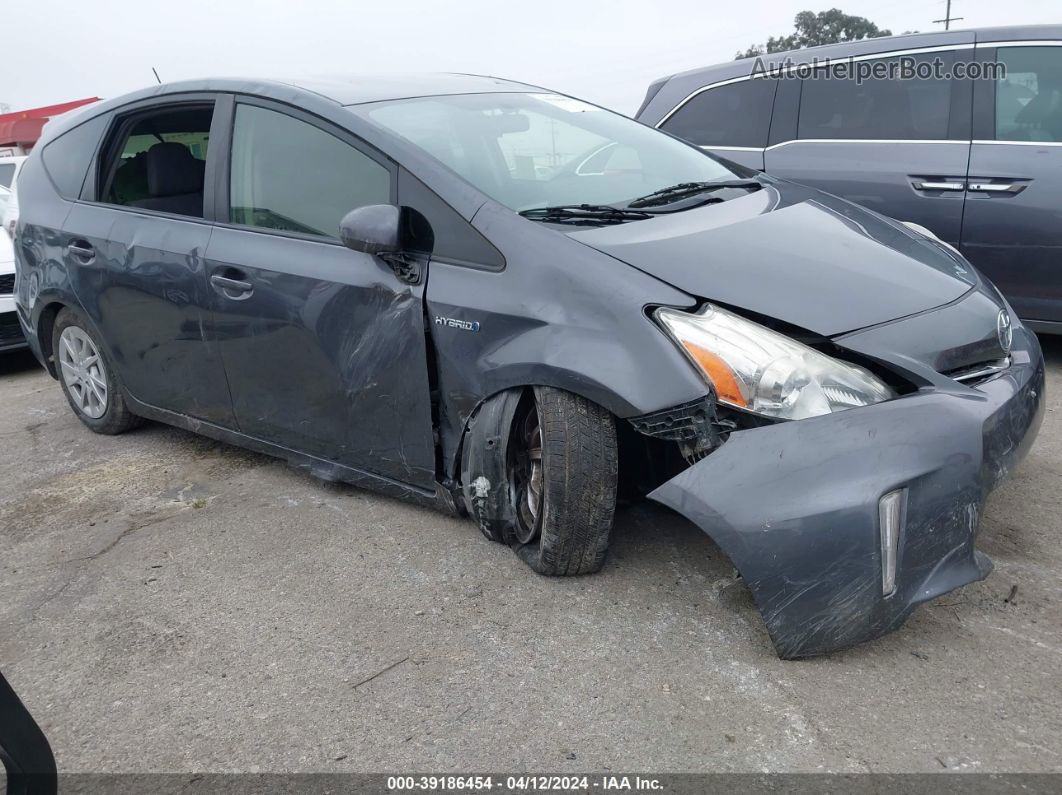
<box><xmin>229</xmin><ymin>104</ymin><xmax>391</xmax><ymax>239</ymax></box>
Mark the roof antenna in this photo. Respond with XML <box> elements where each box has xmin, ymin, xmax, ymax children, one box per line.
<box><xmin>151</xmin><ymin>67</ymin><xmax>162</xmax><ymax>85</ymax></box>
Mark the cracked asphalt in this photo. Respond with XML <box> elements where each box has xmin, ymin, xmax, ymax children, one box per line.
<box><xmin>1</xmin><ymin>340</ymin><xmax>1061</xmax><ymax>774</ymax></box>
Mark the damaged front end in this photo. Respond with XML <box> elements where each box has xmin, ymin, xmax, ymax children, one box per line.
<box><xmin>635</xmin><ymin>323</ymin><xmax>1045</xmax><ymax>659</ymax></box>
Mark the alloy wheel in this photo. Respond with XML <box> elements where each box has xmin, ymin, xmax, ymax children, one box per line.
<box><xmin>58</xmin><ymin>326</ymin><xmax>108</xmax><ymax>419</ymax></box>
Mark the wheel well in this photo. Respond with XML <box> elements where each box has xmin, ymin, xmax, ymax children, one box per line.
<box><xmin>35</xmin><ymin>302</ymin><xmax>67</xmax><ymax>379</ymax></box>
<box><xmin>456</xmin><ymin>385</ymin><xmax>686</xmax><ymax>503</ymax></box>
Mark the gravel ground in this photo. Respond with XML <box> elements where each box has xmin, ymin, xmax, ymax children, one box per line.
<box><xmin>1</xmin><ymin>340</ymin><xmax>1060</xmax><ymax>774</ymax></box>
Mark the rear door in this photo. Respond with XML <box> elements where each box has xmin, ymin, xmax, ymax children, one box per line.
<box><xmin>963</xmin><ymin>42</ymin><xmax>1062</xmax><ymax>323</ymax></box>
<box><xmin>60</xmin><ymin>95</ymin><xmax>236</xmax><ymax>426</ymax></box>
<box><xmin>204</xmin><ymin>98</ymin><xmax>437</xmax><ymax>489</ymax></box>
<box><xmin>763</xmin><ymin>43</ymin><xmax>975</xmax><ymax>246</ymax></box>
<box><xmin>655</xmin><ymin>77</ymin><xmax>777</xmax><ymax>170</ymax></box>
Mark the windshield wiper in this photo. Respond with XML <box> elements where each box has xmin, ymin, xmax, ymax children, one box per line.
<box><xmin>518</xmin><ymin>204</ymin><xmax>655</xmax><ymax>225</ymax></box>
<box><xmin>626</xmin><ymin>179</ymin><xmax>763</xmax><ymax>209</ymax></box>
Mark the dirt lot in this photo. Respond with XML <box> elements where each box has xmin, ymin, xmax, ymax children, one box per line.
<box><xmin>1</xmin><ymin>339</ymin><xmax>1061</xmax><ymax>774</ymax></box>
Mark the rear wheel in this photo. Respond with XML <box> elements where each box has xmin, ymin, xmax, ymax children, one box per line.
<box><xmin>53</xmin><ymin>308</ymin><xmax>142</xmax><ymax>435</ymax></box>
<box><xmin>505</xmin><ymin>386</ymin><xmax>618</xmax><ymax>575</ymax></box>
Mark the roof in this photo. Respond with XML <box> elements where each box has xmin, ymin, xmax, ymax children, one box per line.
<box><xmin>36</xmin><ymin>74</ymin><xmax>550</xmax><ymax>147</ymax></box>
<box><xmin>287</xmin><ymin>73</ymin><xmax>545</xmax><ymax>106</ymax></box>
<box><xmin>661</xmin><ymin>23</ymin><xmax>1062</xmax><ymax>85</ymax></box>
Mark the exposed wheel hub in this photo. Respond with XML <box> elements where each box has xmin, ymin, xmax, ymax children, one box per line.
<box><xmin>512</xmin><ymin>402</ymin><xmax>543</xmax><ymax>545</ymax></box>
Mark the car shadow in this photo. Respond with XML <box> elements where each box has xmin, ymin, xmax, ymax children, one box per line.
<box><xmin>1037</xmin><ymin>331</ymin><xmax>1062</xmax><ymax>366</ymax></box>
<box><xmin>0</xmin><ymin>349</ymin><xmax>42</xmax><ymax>377</ymax></box>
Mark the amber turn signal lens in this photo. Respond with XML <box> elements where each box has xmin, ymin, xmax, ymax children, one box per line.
<box><xmin>681</xmin><ymin>341</ymin><xmax>748</xmax><ymax>408</ymax></box>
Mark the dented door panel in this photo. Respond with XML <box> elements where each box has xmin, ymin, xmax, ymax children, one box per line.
<box><xmin>61</xmin><ymin>202</ymin><xmax>236</xmax><ymax>426</ymax></box>
<box><xmin>204</xmin><ymin>226</ymin><xmax>438</xmax><ymax>490</ymax></box>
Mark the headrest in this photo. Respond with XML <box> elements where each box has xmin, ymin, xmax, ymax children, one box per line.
<box><xmin>144</xmin><ymin>142</ymin><xmax>204</xmax><ymax>197</ymax></box>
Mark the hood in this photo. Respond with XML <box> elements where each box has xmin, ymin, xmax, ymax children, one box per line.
<box><xmin>568</xmin><ymin>182</ymin><xmax>977</xmax><ymax>337</ymax></box>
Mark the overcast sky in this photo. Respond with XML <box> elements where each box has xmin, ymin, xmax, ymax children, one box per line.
<box><xmin>7</xmin><ymin>0</ymin><xmax>1060</xmax><ymax>115</ymax></box>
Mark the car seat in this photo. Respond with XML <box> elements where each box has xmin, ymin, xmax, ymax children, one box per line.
<box><xmin>128</xmin><ymin>142</ymin><xmax>205</xmax><ymax>217</ymax></box>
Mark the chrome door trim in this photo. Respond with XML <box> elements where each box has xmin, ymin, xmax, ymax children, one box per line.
<box><xmin>698</xmin><ymin>139</ymin><xmax>971</xmax><ymax>153</ymax></box>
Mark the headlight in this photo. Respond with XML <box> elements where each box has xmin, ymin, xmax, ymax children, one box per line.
<box><xmin>656</xmin><ymin>304</ymin><xmax>896</xmax><ymax>420</ymax></box>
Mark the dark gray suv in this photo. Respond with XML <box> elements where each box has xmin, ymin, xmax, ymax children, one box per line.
<box><xmin>637</xmin><ymin>25</ymin><xmax>1062</xmax><ymax>331</ymax></box>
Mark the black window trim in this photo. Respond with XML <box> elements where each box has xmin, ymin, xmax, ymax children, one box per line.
<box><xmin>85</xmin><ymin>92</ymin><xmax>223</xmax><ymax>226</ymax></box>
<box><xmin>971</xmin><ymin>45</ymin><xmax>998</xmax><ymax>141</ymax></box>
<box><xmin>214</xmin><ymin>94</ymin><xmax>399</xmax><ymax>247</ymax></box>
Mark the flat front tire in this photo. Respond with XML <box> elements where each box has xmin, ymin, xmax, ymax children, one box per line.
<box><xmin>505</xmin><ymin>386</ymin><xmax>618</xmax><ymax>576</ymax></box>
<box><xmin>52</xmin><ymin>308</ymin><xmax>142</xmax><ymax>435</ymax></box>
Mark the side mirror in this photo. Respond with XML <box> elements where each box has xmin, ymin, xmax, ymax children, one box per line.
<box><xmin>339</xmin><ymin>204</ymin><xmax>401</xmax><ymax>255</ymax></box>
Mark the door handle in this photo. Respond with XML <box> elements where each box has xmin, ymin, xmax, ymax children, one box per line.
<box><xmin>912</xmin><ymin>180</ymin><xmax>966</xmax><ymax>191</ymax></box>
<box><xmin>968</xmin><ymin>182</ymin><xmax>1026</xmax><ymax>194</ymax></box>
<box><xmin>66</xmin><ymin>241</ymin><xmax>95</xmax><ymax>262</ymax></box>
<box><xmin>210</xmin><ymin>273</ymin><xmax>254</xmax><ymax>299</ymax></box>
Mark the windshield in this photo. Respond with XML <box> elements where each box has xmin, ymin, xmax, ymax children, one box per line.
<box><xmin>357</xmin><ymin>92</ymin><xmax>745</xmax><ymax>212</ymax></box>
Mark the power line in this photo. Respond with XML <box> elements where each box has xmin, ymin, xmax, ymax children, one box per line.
<box><xmin>933</xmin><ymin>0</ymin><xmax>963</xmax><ymax>30</ymax></box>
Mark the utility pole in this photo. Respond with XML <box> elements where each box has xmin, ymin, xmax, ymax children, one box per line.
<box><xmin>933</xmin><ymin>0</ymin><xmax>963</xmax><ymax>31</ymax></box>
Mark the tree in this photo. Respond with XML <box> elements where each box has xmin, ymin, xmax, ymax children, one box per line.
<box><xmin>736</xmin><ymin>9</ymin><xmax>892</xmax><ymax>59</ymax></box>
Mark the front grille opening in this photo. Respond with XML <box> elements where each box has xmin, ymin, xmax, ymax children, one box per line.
<box><xmin>944</xmin><ymin>356</ymin><xmax>1011</xmax><ymax>387</ymax></box>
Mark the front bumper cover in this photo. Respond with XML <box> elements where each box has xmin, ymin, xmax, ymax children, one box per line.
<box><xmin>648</xmin><ymin>327</ymin><xmax>1045</xmax><ymax>658</ymax></box>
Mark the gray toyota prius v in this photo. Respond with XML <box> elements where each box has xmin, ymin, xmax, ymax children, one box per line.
<box><xmin>12</xmin><ymin>74</ymin><xmax>1044</xmax><ymax>657</ymax></box>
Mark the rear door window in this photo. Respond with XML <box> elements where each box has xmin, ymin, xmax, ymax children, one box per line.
<box><xmin>0</xmin><ymin>163</ymin><xmax>15</xmax><ymax>188</ymax></box>
<box><xmin>658</xmin><ymin>79</ymin><xmax>777</xmax><ymax>148</ymax></box>
<box><xmin>798</xmin><ymin>51</ymin><xmax>954</xmax><ymax>140</ymax></box>
<box><xmin>993</xmin><ymin>46</ymin><xmax>1062</xmax><ymax>142</ymax></box>
<box><xmin>228</xmin><ymin>103</ymin><xmax>391</xmax><ymax>239</ymax></box>
<box><xmin>99</xmin><ymin>104</ymin><xmax>214</xmax><ymax>218</ymax></box>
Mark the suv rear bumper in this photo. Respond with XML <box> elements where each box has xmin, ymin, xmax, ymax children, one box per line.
<box><xmin>649</xmin><ymin>326</ymin><xmax>1045</xmax><ymax>658</ymax></box>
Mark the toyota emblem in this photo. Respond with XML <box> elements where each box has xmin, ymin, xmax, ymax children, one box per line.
<box><xmin>997</xmin><ymin>310</ymin><xmax>1013</xmax><ymax>354</ymax></box>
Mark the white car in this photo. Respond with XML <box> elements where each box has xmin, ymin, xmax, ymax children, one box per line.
<box><xmin>0</xmin><ymin>188</ymin><xmax>25</xmax><ymax>351</ymax></box>
<box><xmin>0</xmin><ymin>155</ymin><xmax>26</xmax><ymax>190</ymax></box>
<box><xmin>2</xmin><ymin>186</ymin><xmax>17</xmax><ymax>240</ymax></box>
<box><xmin>0</xmin><ymin>156</ymin><xmax>27</xmax><ymax>239</ymax></box>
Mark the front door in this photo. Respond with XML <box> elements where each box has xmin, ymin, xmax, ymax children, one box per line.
<box><xmin>963</xmin><ymin>43</ymin><xmax>1062</xmax><ymax>322</ymax></box>
<box><xmin>205</xmin><ymin>99</ymin><xmax>437</xmax><ymax>489</ymax></box>
<box><xmin>62</xmin><ymin>97</ymin><xmax>236</xmax><ymax>426</ymax></box>
<box><xmin>764</xmin><ymin>45</ymin><xmax>975</xmax><ymax>247</ymax></box>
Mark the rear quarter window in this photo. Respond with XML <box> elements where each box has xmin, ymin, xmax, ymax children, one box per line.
<box><xmin>42</xmin><ymin>115</ymin><xmax>109</xmax><ymax>199</ymax></box>
<box><xmin>659</xmin><ymin>79</ymin><xmax>777</xmax><ymax>148</ymax></box>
